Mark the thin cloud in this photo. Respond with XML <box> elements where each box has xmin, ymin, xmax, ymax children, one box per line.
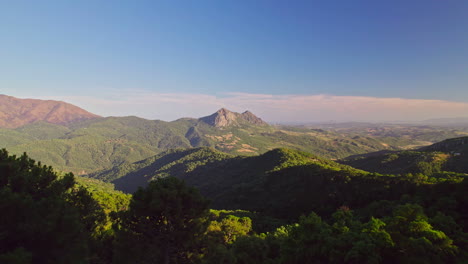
<box><xmin>32</xmin><ymin>92</ymin><xmax>468</xmax><ymax>123</ymax></box>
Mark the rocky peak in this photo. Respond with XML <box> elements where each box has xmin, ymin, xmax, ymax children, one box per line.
<box><xmin>200</xmin><ymin>108</ymin><xmax>267</xmax><ymax>128</ymax></box>
<box><xmin>240</xmin><ymin>110</ymin><xmax>267</xmax><ymax>125</ymax></box>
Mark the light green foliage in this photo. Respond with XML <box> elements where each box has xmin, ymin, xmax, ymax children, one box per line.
<box><xmin>342</xmin><ymin>136</ymin><xmax>468</xmax><ymax>176</ymax></box>
<box><xmin>207</xmin><ymin>215</ymin><xmax>252</xmax><ymax>244</ymax></box>
<box><xmin>385</xmin><ymin>204</ymin><xmax>458</xmax><ymax>263</ymax></box>
<box><xmin>0</xmin><ymin>115</ymin><xmax>435</xmax><ymax>175</ymax></box>
<box><xmin>74</xmin><ymin>176</ymin><xmax>131</xmax><ymax>214</ymax></box>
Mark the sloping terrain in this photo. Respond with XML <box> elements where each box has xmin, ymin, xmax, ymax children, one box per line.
<box><xmin>90</xmin><ymin>147</ymin><xmax>466</xmax><ymax>219</ymax></box>
<box><xmin>341</xmin><ymin>136</ymin><xmax>468</xmax><ymax>175</ymax></box>
<box><xmin>0</xmin><ymin>94</ymin><xmax>100</xmax><ymax>128</ymax></box>
<box><xmin>1</xmin><ymin>107</ymin><xmax>415</xmax><ymax>174</ymax></box>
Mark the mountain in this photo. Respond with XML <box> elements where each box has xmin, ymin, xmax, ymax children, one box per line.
<box><xmin>89</xmin><ymin>147</ymin><xmax>371</xmax><ymax>217</ymax></box>
<box><xmin>420</xmin><ymin>136</ymin><xmax>468</xmax><ymax>153</ymax></box>
<box><xmin>1</xmin><ymin>107</ymin><xmax>417</xmax><ymax>174</ymax></box>
<box><xmin>0</xmin><ymin>97</ymin><xmax>442</xmax><ymax>175</ymax></box>
<box><xmin>341</xmin><ymin>136</ymin><xmax>468</xmax><ymax>175</ymax></box>
<box><xmin>0</xmin><ymin>94</ymin><xmax>100</xmax><ymax>128</ymax></box>
<box><xmin>423</xmin><ymin>117</ymin><xmax>468</xmax><ymax>126</ymax></box>
<box><xmin>89</xmin><ymin>147</ymin><xmax>466</xmax><ymax>220</ymax></box>
<box><xmin>199</xmin><ymin>108</ymin><xmax>267</xmax><ymax>127</ymax></box>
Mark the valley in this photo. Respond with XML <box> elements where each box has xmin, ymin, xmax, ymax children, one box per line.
<box><xmin>1</xmin><ymin>95</ymin><xmax>467</xmax><ymax>263</ymax></box>
<box><xmin>1</xmin><ymin>95</ymin><xmax>465</xmax><ymax>176</ymax></box>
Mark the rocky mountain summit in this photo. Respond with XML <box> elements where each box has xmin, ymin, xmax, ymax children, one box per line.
<box><xmin>200</xmin><ymin>108</ymin><xmax>268</xmax><ymax>127</ymax></box>
<box><xmin>0</xmin><ymin>94</ymin><xmax>100</xmax><ymax>128</ymax></box>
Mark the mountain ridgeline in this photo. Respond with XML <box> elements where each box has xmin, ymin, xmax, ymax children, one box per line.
<box><xmin>341</xmin><ymin>136</ymin><xmax>468</xmax><ymax>175</ymax></box>
<box><xmin>5</xmin><ymin>148</ymin><xmax>466</xmax><ymax>263</ymax></box>
<box><xmin>89</xmin><ymin>146</ymin><xmax>466</xmax><ymax>219</ymax></box>
<box><xmin>85</xmin><ymin>142</ymin><xmax>468</xmax><ymax>262</ymax></box>
<box><xmin>0</xmin><ymin>95</ymin><xmax>422</xmax><ymax>175</ymax></box>
<box><xmin>0</xmin><ymin>94</ymin><xmax>100</xmax><ymax>128</ymax></box>
<box><xmin>2</xmin><ymin>95</ymin><xmax>468</xmax><ymax>263</ymax></box>
<box><xmin>200</xmin><ymin>108</ymin><xmax>268</xmax><ymax>127</ymax></box>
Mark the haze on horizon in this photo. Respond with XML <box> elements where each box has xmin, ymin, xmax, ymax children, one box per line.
<box><xmin>2</xmin><ymin>1</ymin><xmax>468</xmax><ymax>123</ymax></box>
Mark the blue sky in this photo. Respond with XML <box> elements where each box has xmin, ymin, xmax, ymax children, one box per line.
<box><xmin>1</xmin><ymin>0</ymin><xmax>468</xmax><ymax>122</ymax></box>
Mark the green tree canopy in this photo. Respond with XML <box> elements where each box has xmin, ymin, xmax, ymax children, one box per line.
<box><xmin>0</xmin><ymin>149</ymin><xmax>100</xmax><ymax>264</ymax></box>
<box><xmin>114</xmin><ymin>177</ymin><xmax>210</xmax><ymax>264</ymax></box>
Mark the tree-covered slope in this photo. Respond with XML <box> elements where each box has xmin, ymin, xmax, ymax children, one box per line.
<box><xmin>0</xmin><ymin>149</ymin><xmax>124</xmax><ymax>263</ymax></box>
<box><xmin>90</xmin><ymin>147</ymin><xmax>466</xmax><ymax>221</ymax></box>
<box><xmin>2</xmin><ymin>148</ymin><xmax>467</xmax><ymax>263</ymax></box>
<box><xmin>341</xmin><ymin>136</ymin><xmax>468</xmax><ymax>175</ymax></box>
<box><xmin>1</xmin><ymin>110</ymin><xmax>423</xmax><ymax>175</ymax></box>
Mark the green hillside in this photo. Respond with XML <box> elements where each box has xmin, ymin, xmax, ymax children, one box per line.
<box><xmin>301</xmin><ymin>123</ymin><xmax>468</xmax><ymax>144</ymax></box>
<box><xmin>341</xmin><ymin>136</ymin><xmax>468</xmax><ymax>175</ymax></box>
<box><xmin>74</xmin><ymin>176</ymin><xmax>131</xmax><ymax>214</ymax></box>
<box><xmin>0</xmin><ymin>111</ymin><xmax>421</xmax><ymax>175</ymax></box>
<box><xmin>2</xmin><ymin>148</ymin><xmax>467</xmax><ymax>263</ymax></box>
<box><xmin>90</xmin><ymin>147</ymin><xmax>466</xmax><ymax>220</ymax></box>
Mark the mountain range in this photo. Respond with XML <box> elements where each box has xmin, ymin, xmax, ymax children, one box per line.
<box><xmin>2</xmin><ymin>94</ymin><xmax>468</xmax><ymax>176</ymax></box>
<box><xmin>0</xmin><ymin>95</ymin><xmax>429</xmax><ymax>174</ymax></box>
<box><xmin>341</xmin><ymin>136</ymin><xmax>468</xmax><ymax>175</ymax></box>
<box><xmin>88</xmin><ymin>145</ymin><xmax>467</xmax><ymax>220</ymax></box>
<box><xmin>89</xmin><ymin>147</ymin><xmax>378</xmax><ymax>218</ymax></box>
<box><xmin>0</xmin><ymin>94</ymin><xmax>100</xmax><ymax>128</ymax></box>
<box><xmin>1</xmin><ymin>94</ymin><xmax>467</xmax><ymax>262</ymax></box>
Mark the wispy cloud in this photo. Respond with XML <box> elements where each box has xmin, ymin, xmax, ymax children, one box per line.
<box><xmin>32</xmin><ymin>92</ymin><xmax>468</xmax><ymax>123</ymax></box>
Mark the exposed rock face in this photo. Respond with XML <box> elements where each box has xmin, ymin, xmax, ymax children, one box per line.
<box><xmin>240</xmin><ymin>111</ymin><xmax>267</xmax><ymax>125</ymax></box>
<box><xmin>200</xmin><ymin>108</ymin><xmax>267</xmax><ymax>128</ymax></box>
<box><xmin>0</xmin><ymin>94</ymin><xmax>101</xmax><ymax>128</ymax></box>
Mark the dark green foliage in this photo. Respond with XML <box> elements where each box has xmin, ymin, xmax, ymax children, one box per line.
<box><xmin>0</xmin><ymin>149</ymin><xmax>95</xmax><ymax>263</ymax></box>
<box><xmin>342</xmin><ymin>136</ymin><xmax>468</xmax><ymax>175</ymax></box>
<box><xmin>208</xmin><ymin>205</ymin><xmax>460</xmax><ymax>264</ymax></box>
<box><xmin>384</xmin><ymin>204</ymin><xmax>457</xmax><ymax>263</ymax></box>
<box><xmin>93</xmin><ymin>147</ymin><xmax>232</xmax><ymax>192</ymax></box>
<box><xmin>88</xmin><ymin>145</ymin><xmax>468</xmax><ymax>263</ymax></box>
<box><xmin>113</xmin><ymin>177</ymin><xmax>210</xmax><ymax>264</ymax></box>
<box><xmin>2</xmin><ymin>135</ymin><xmax>468</xmax><ymax>263</ymax></box>
<box><xmin>93</xmin><ymin>147</ymin><xmax>465</xmax><ymax>221</ymax></box>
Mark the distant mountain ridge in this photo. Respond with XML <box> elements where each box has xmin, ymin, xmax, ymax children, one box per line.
<box><xmin>0</xmin><ymin>94</ymin><xmax>100</xmax><ymax>128</ymax></box>
<box><xmin>200</xmin><ymin>108</ymin><xmax>268</xmax><ymax>127</ymax></box>
<box><xmin>423</xmin><ymin>117</ymin><xmax>468</xmax><ymax>126</ymax></box>
<box><xmin>341</xmin><ymin>136</ymin><xmax>468</xmax><ymax>175</ymax></box>
<box><xmin>0</xmin><ymin>94</ymin><xmax>444</xmax><ymax>175</ymax></box>
<box><xmin>420</xmin><ymin>136</ymin><xmax>468</xmax><ymax>153</ymax></box>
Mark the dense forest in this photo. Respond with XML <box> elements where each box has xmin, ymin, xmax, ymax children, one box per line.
<box><xmin>4</xmin><ymin>0</ymin><xmax>468</xmax><ymax>262</ymax></box>
<box><xmin>1</xmin><ymin>148</ymin><xmax>467</xmax><ymax>263</ymax></box>
<box><xmin>2</xmin><ymin>110</ymin><xmax>456</xmax><ymax>175</ymax></box>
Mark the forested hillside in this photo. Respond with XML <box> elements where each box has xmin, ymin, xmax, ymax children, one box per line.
<box><xmin>0</xmin><ymin>108</ymin><xmax>426</xmax><ymax>175</ymax></box>
<box><xmin>341</xmin><ymin>136</ymin><xmax>468</xmax><ymax>175</ymax></box>
<box><xmin>91</xmin><ymin>147</ymin><xmax>467</xmax><ymax>221</ymax></box>
<box><xmin>2</xmin><ymin>148</ymin><xmax>467</xmax><ymax>263</ymax></box>
<box><xmin>3</xmin><ymin>96</ymin><xmax>468</xmax><ymax>263</ymax></box>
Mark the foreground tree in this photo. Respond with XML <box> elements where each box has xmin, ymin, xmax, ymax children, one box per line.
<box><xmin>0</xmin><ymin>149</ymin><xmax>98</xmax><ymax>263</ymax></box>
<box><xmin>385</xmin><ymin>203</ymin><xmax>458</xmax><ymax>264</ymax></box>
<box><xmin>114</xmin><ymin>177</ymin><xmax>210</xmax><ymax>264</ymax></box>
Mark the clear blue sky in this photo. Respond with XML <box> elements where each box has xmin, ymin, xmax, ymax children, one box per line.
<box><xmin>1</xmin><ymin>0</ymin><xmax>468</xmax><ymax>121</ymax></box>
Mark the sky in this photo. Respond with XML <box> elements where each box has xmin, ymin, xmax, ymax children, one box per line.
<box><xmin>1</xmin><ymin>0</ymin><xmax>468</xmax><ymax>122</ymax></box>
